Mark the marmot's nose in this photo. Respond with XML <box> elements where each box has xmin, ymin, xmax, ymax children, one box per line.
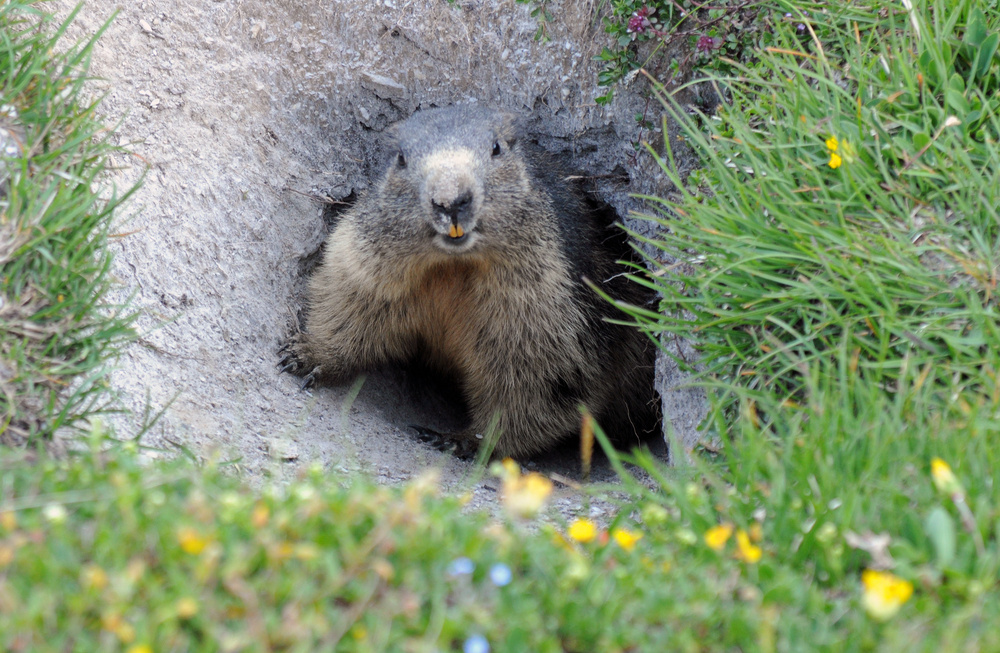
<box><xmin>433</xmin><ymin>191</ymin><xmax>473</xmax><ymax>225</ymax></box>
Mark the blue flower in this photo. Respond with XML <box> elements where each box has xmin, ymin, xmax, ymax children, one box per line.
<box><xmin>464</xmin><ymin>634</ymin><xmax>490</xmax><ymax>653</ymax></box>
<box><xmin>489</xmin><ymin>563</ymin><xmax>512</xmax><ymax>587</ymax></box>
<box><xmin>447</xmin><ymin>557</ymin><xmax>475</xmax><ymax>577</ymax></box>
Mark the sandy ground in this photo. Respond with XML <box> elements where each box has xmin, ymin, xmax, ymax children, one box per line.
<box><xmin>48</xmin><ymin>0</ymin><xmax>707</xmax><ymax>503</ymax></box>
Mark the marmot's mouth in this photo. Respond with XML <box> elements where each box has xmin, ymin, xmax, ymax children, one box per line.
<box><xmin>435</xmin><ymin>227</ymin><xmax>476</xmax><ymax>252</ymax></box>
<box><xmin>444</xmin><ymin>223</ymin><xmax>470</xmax><ymax>246</ymax></box>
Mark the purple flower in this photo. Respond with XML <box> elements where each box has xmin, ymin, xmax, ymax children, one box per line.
<box><xmin>696</xmin><ymin>35</ymin><xmax>722</xmax><ymax>53</ymax></box>
<box><xmin>627</xmin><ymin>6</ymin><xmax>654</xmax><ymax>34</ymax></box>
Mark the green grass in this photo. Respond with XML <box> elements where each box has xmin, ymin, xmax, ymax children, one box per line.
<box><xmin>4</xmin><ymin>0</ymin><xmax>1000</xmax><ymax>651</ymax></box>
<box><xmin>0</xmin><ymin>2</ymin><xmax>138</xmax><ymax>445</ymax></box>
<box><xmin>631</xmin><ymin>0</ymin><xmax>1000</xmax><ymax>422</ymax></box>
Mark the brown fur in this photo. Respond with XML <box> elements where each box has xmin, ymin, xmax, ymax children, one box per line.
<box><xmin>284</xmin><ymin>106</ymin><xmax>658</xmax><ymax>458</ymax></box>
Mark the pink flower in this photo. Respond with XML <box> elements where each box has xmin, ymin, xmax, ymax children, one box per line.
<box><xmin>627</xmin><ymin>7</ymin><xmax>654</xmax><ymax>34</ymax></box>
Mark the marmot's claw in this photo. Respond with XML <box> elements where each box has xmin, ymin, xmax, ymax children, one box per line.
<box><xmin>276</xmin><ymin>348</ymin><xmax>296</xmax><ymax>371</ymax></box>
<box><xmin>410</xmin><ymin>424</ymin><xmax>444</xmax><ymax>446</ymax></box>
<box><xmin>276</xmin><ymin>342</ymin><xmax>291</xmax><ymax>356</ymax></box>
<box><xmin>408</xmin><ymin>425</ymin><xmax>476</xmax><ymax>460</ymax></box>
<box><xmin>300</xmin><ymin>367</ymin><xmax>320</xmax><ymax>391</ymax></box>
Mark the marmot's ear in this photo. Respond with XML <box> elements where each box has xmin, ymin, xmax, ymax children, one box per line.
<box><xmin>384</xmin><ymin>120</ymin><xmax>402</xmax><ymax>143</ymax></box>
<box><xmin>499</xmin><ymin>112</ymin><xmax>520</xmax><ymax>146</ymax></box>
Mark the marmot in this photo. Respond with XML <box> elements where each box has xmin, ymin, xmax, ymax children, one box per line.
<box><xmin>281</xmin><ymin>105</ymin><xmax>659</xmax><ymax>458</ymax></box>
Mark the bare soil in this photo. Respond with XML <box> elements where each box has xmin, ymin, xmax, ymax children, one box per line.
<box><xmin>50</xmin><ymin>0</ymin><xmax>707</xmax><ymax>500</ymax></box>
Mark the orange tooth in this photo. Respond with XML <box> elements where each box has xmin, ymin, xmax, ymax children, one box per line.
<box><xmin>449</xmin><ymin>224</ymin><xmax>464</xmax><ymax>238</ymax></box>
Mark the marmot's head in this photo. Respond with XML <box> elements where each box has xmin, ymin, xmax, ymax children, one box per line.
<box><xmin>375</xmin><ymin>106</ymin><xmax>534</xmax><ymax>258</ymax></box>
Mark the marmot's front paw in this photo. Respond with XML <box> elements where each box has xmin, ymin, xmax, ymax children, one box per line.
<box><xmin>276</xmin><ymin>335</ymin><xmax>322</xmax><ymax>390</ymax></box>
<box><xmin>409</xmin><ymin>425</ymin><xmax>479</xmax><ymax>460</ymax></box>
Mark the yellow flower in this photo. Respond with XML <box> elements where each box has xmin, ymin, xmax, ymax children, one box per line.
<box><xmin>735</xmin><ymin>529</ymin><xmax>762</xmax><ymax>563</ymax></box>
<box><xmin>861</xmin><ymin>569</ymin><xmax>913</xmax><ymax>621</ymax></box>
<box><xmin>704</xmin><ymin>523</ymin><xmax>734</xmax><ymax>551</ymax></box>
<box><xmin>931</xmin><ymin>457</ymin><xmax>962</xmax><ymax>495</ymax></box>
<box><xmin>177</xmin><ymin>527</ymin><xmax>209</xmax><ymax>555</ymax></box>
<box><xmin>251</xmin><ymin>503</ymin><xmax>269</xmax><ymax>529</ymax></box>
<box><xmin>269</xmin><ymin>541</ymin><xmax>295</xmax><ymax>561</ymax></box>
<box><xmin>81</xmin><ymin>564</ymin><xmax>109</xmax><ymax>591</ymax></box>
<box><xmin>499</xmin><ymin>458</ymin><xmax>519</xmax><ymax>476</ymax></box>
<box><xmin>498</xmin><ymin>459</ymin><xmax>553</xmax><ymax>518</ymax></box>
<box><xmin>825</xmin><ymin>134</ymin><xmax>855</xmax><ymax>167</ymax></box>
<box><xmin>568</xmin><ymin>518</ymin><xmax>598</xmax><ymax>543</ymax></box>
<box><xmin>294</xmin><ymin>543</ymin><xmax>320</xmax><ymax>561</ymax></box>
<box><xmin>612</xmin><ymin>527</ymin><xmax>643</xmax><ymax>552</ymax></box>
<box><xmin>102</xmin><ymin>612</ymin><xmax>136</xmax><ymax>643</ymax></box>
<box><xmin>126</xmin><ymin>646</ymin><xmax>153</xmax><ymax>653</ymax></box>
<box><xmin>176</xmin><ymin>597</ymin><xmax>199</xmax><ymax>619</ymax></box>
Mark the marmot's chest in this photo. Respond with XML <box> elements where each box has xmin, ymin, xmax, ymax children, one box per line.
<box><xmin>403</xmin><ymin>258</ymin><xmax>578</xmax><ymax>374</ymax></box>
<box><xmin>409</xmin><ymin>262</ymin><xmax>488</xmax><ymax>371</ymax></box>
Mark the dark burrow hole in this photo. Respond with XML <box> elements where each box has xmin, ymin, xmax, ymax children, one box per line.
<box><xmin>321</xmin><ymin>189</ymin><xmax>358</xmax><ymax>228</ymax></box>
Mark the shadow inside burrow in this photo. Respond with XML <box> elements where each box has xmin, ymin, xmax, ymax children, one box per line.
<box><xmin>350</xmin><ymin>360</ymin><xmax>665</xmax><ymax>486</ymax></box>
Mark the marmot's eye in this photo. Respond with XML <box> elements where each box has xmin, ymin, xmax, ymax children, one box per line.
<box><xmin>397</xmin><ymin>152</ymin><xmax>407</xmax><ymax>168</ymax></box>
<box><xmin>491</xmin><ymin>140</ymin><xmax>502</xmax><ymax>157</ymax></box>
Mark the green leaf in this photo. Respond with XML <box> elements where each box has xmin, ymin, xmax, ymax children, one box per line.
<box><xmin>976</xmin><ymin>32</ymin><xmax>999</xmax><ymax>78</ymax></box>
<box><xmin>913</xmin><ymin>132</ymin><xmax>931</xmax><ymax>151</ymax></box>
<box><xmin>925</xmin><ymin>506</ymin><xmax>956</xmax><ymax>568</ymax></box>
<box><xmin>595</xmin><ymin>47</ymin><xmax>615</xmax><ymax>62</ymax></box>
<box><xmin>964</xmin><ymin>8</ymin><xmax>988</xmax><ymax>48</ymax></box>
<box><xmin>946</xmin><ymin>88</ymin><xmax>970</xmax><ymax>114</ymax></box>
<box><xmin>949</xmin><ymin>73</ymin><xmax>965</xmax><ymax>93</ymax></box>
<box><xmin>918</xmin><ymin>49</ymin><xmax>932</xmax><ymax>70</ymax></box>
<box><xmin>919</xmin><ymin>49</ymin><xmax>944</xmax><ymax>87</ymax></box>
